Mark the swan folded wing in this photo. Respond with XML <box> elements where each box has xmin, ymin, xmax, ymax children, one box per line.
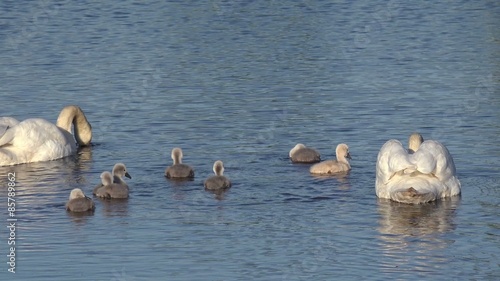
<box><xmin>376</xmin><ymin>140</ymin><xmax>415</xmax><ymax>185</ymax></box>
<box><xmin>0</xmin><ymin>118</ymin><xmax>76</xmax><ymax>165</ymax></box>
<box><xmin>411</xmin><ymin>141</ymin><xmax>455</xmax><ymax>177</ymax></box>
<box><xmin>410</xmin><ymin>140</ymin><xmax>460</xmax><ymax>195</ymax></box>
<box><xmin>19</xmin><ymin>119</ymin><xmax>75</xmax><ymax>160</ymax></box>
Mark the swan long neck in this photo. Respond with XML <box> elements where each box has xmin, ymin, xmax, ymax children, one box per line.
<box><xmin>336</xmin><ymin>144</ymin><xmax>351</xmax><ymax>167</ymax></box>
<box><xmin>337</xmin><ymin>154</ymin><xmax>351</xmax><ymax>167</ymax></box>
<box><xmin>172</xmin><ymin>148</ymin><xmax>183</xmax><ymax>164</ymax></box>
<box><xmin>56</xmin><ymin>105</ymin><xmax>92</xmax><ymax>146</ymax></box>
<box><xmin>408</xmin><ymin>133</ymin><xmax>423</xmax><ymax>153</ymax></box>
<box><xmin>214</xmin><ymin>161</ymin><xmax>224</xmax><ymax>176</ymax></box>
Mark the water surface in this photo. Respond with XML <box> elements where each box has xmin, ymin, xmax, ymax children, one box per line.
<box><xmin>0</xmin><ymin>1</ymin><xmax>499</xmax><ymax>280</ymax></box>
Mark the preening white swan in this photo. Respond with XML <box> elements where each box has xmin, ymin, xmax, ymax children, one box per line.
<box><xmin>204</xmin><ymin>160</ymin><xmax>231</xmax><ymax>191</ymax></box>
<box><xmin>66</xmin><ymin>188</ymin><xmax>95</xmax><ymax>212</ymax></box>
<box><xmin>309</xmin><ymin>143</ymin><xmax>351</xmax><ymax>174</ymax></box>
<box><xmin>289</xmin><ymin>143</ymin><xmax>321</xmax><ymax>163</ymax></box>
<box><xmin>376</xmin><ymin>133</ymin><xmax>461</xmax><ymax>204</ymax></box>
<box><xmin>0</xmin><ymin>105</ymin><xmax>92</xmax><ymax>166</ymax></box>
<box><xmin>165</xmin><ymin>147</ymin><xmax>195</xmax><ymax>178</ymax></box>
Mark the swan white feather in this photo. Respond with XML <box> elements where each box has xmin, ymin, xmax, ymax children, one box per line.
<box><xmin>376</xmin><ymin>134</ymin><xmax>460</xmax><ymax>204</ymax></box>
<box><xmin>0</xmin><ymin>105</ymin><xmax>92</xmax><ymax>166</ymax></box>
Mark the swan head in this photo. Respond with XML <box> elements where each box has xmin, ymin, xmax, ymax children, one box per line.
<box><xmin>290</xmin><ymin>143</ymin><xmax>306</xmax><ymax>157</ymax></box>
<box><xmin>213</xmin><ymin>160</ymin><xmax>225</xmax><ymax>176</ymax></box>
<box><xmin>171</xmin><ymin>147</ymin><xmax>183</xmax><ymax>164</ymax></box>
<box><xmin>408</xmin><ymin>132</ymin><xmax>424</xmax><ymax>153</ymax></box>
<box><xmin>100</xmin><ymin>171</ymin><xmax>114</xmax><ymax>185</ymax></box>
<box><xmin>112</xmin><ymin>163</ymin><xmax>132</xmax><ymax>179</ymax></box>
<box><xmin>336</xmin><ymin>143</ymin><xmax>351</xmax><ymax>160</ymax></box>
<box><xmin>69</xmin><ymin>188</ymin><xmax>86</xmax><ymax>200</ymax></box>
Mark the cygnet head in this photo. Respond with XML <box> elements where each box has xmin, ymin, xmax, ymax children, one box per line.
<box><xmin>408</xmin><ymin>132</ymin><xmax>424</xmax><ymax>153</ymax></box>
<box><xmin>213</xmin><ymin>160</ymin><xmax>225</xmax><ymax>176</ymax></box>
<box><xmin>171</xmin><ymin>147</ymin><xmax>183</xmax><ymax>164</ymax></box>
<box><xmin>112</xmin><ymin>163</ymin><xmax>131</xmax><ymax>179</ymax></box>
<box><xmin>336</xmin><ymin>143</ymin><xmax>351</xmax><ymax>161</ymax></box>
<box><xmin>69</xmin><ymin>188</ymin><xmax>86</xmax><ymax>200</ymax></box>
<box><xmin>289</xmin><ymin>143</ymin><xmax>306</xmax><ymax>157</ymax></box>
<box><xmin>100</xmin><ymin>171</ymin><xmax>113</xmax><ymax>185</ymax></box>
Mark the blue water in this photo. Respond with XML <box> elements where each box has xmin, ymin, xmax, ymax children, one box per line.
<box><xmin>1</xmin><ymin>0</ymin><xmax>499</xmax><ymax>280</ymax></box>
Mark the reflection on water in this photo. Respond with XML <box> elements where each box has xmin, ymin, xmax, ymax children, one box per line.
<box><xmin>311</xmin><ymin>172</ymin><xmax>351</xmax><ymax>190</ymax></box>
<box><xmin>76</xmin><ymin>146</ymin><xmax>93</xmax><ymax>164</ymax></box>
<box><xmin>0</xmin><ymin>146</ymin><xmax>93</xmax><ymax>186</ymax></box>
<box><xmin>205</xmin><ymin>188</ymin><xmax>230</xmax><ymax>200</ymax></box>
<box><xmin>166</xmin><ymin>177</ymin><xmax>195</xmax><ymax>186</ymax></box>
<box><xmin>66</xmin><ymin>210</ymin><xmax>95</xmax><ymax>225</ymax></box>
<box><xmin>377</xmin><ymin>197</ymin><xmax>460</xmax><ymax>237</ymax></box>
<box><xmin>0</xmin><ymin>0</ymin><xmax>498</xmax><ymax>279</ymax></box>
<box><xmin>377</xmin><ymin>197</ymin><xmax>461</xmax><ymax>274</ymax></box>
<box><xmin>0</xmin><ymin>149</ymin><xmax>93</xmax><ymax>209</ymax></box>
<box><xmin>98</xmin><ymin>198</ymin><xmax>129</xmax><ymax>217</ymax></box>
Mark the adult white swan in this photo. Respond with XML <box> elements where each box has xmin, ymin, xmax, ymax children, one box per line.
<box><xmin>0</xmin><ymin>105</ymin><xmax>92</xmax><ymax>166</ymax></box>
<box><xmin>376</xmin><ymin>133</ymin><xmax>461</xmax><ymax>204</ymax></box>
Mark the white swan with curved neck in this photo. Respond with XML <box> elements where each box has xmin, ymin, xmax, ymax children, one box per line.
<box><xmin>0</xmin><ymin>105</ymin><xmax>92</xmax><ymax>166</ymax></box>
<box><xmin>376</xmin><ymin>133</ymin><xmax>461</xmax><ymax>204</ymax></box>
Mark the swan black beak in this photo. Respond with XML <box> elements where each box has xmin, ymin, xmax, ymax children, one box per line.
<box><xmin>125</xmin><ymin>172</ymin><xmax>132</xmax><ymax>179</ymax></box>
<box><xmin>346</xmin><ymin>152</ymin><xmax>352</xmax><ymax>159</ymax></box>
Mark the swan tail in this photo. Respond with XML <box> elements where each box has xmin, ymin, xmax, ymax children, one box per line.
<box><xmin>403</xmin><ymin>165</ymin><xmax>417</xmax><ymax>174</ymax></box>
<box><xmin>391</xmin><ymin>187</ymin><xmax>437</xmax><ymax>204</ymax></box>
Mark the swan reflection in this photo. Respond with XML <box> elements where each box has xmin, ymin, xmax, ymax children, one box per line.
<box><xmin>377</xmin><ymin>196</ymin><xmax>460</xmax><ymax>237</ymax></box>
<box><xmin>66</xmin><ymin>210</ymin><xmax>95</xmax><ymax>225</ymax></box>
<box><xmin>0</xmin><ymin>148</ymin><xmax>93</xmax><ymax>213</ymax></box>
<box><xmin>377</xmin><ymin>197</ymin><xmax>461</xmax><ymax>273</ymax></box>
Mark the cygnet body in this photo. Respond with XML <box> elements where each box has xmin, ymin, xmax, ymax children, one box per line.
<box><xmin>94</xmin><ymin>170</ymin><xmax>130</xmax><ymax>199</ymax></box>
<box><xmin>165</xmin><ymin>148</ymin><xmax>195</xmax><ymax>178</ymax></box>
<box><xmin>204</xmin><ymin>160</ymin><xmax>231</xmax><ymax>191</ymax></box>
<box><xmin>289</xmin><ymin>143</ymin><xmax>321</xmax><ymax>163</ymax></box>
<box><xmin>66</xmin><ymin>188</ymin><xmax>95</xmax><ymax>212</ymax></box>
<box><xmin>310</xmin><ymin>143</ymin><xmax>351</xmax><ymax>174</ymax></box>
<box><xmin>93</xmin><ymin>163</ymin><xmax>131</xmax><ymax>195</ymax></box>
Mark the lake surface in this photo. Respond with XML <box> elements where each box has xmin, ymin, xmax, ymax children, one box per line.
<box><xmin>1</xmin><ymin>0</ymin><xmax>499</xmax><ymax>280</ymax></box>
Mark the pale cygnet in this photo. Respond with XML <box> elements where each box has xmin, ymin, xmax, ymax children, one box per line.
<box><xmin>66</xmin><ymin>188</ymin><xmax>95</xmax><ymax>212</ymax></box>
<box><xmin>309</xmin><ymin>143</ymin><xmax>351</xmax><ymax>174</ymax></box>
<box><xmin>93</xmin><ymin>163</ymin><xmax>131</xmax><ymax>195</ymax></box>
<box><xmin>204</xmin><ymin>160</ymin><xmax>231</xmax><ymax>191</ymax></box>
<box><xmin>289</xmin><ymin>143</ymin><xmax>321</xmax><ymax>163</ymax></box>
<box><xmin>165</xmin><ymin>147</ymin><xmax>195</xmax><ymax>178</ymax></box>
<box><xmin>408</xmin><ymin>132</ymin><xmax>424</xmax><ymax>154</ymax></box>
<box><xmin>94</xmin><ymin>171</ymin><xmax>129</xmax><ymax>199</ymax></box>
